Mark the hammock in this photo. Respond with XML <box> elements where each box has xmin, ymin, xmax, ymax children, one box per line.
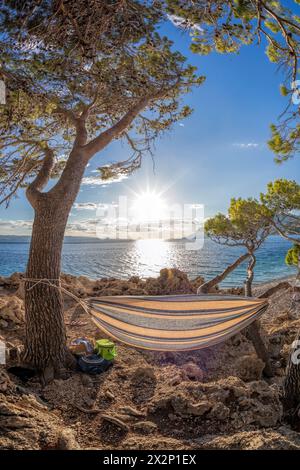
<box><xmin>88</xmin><ymin>294</ymin><xmax>268</xmax><ymax>351</ymax></box>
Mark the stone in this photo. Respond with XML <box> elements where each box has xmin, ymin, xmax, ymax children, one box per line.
<box><xmin>57</xmin><ymin>429</ymin><xmax>80</xmax><ymax>450</ymax></box>
<box><xmin>181</xmin><ymin>362</ymin><xmax>204</xmax><ymax>381</ymax></box>
<box><xmin>235</xmin><ymin>355</ymin><xmax>265</xmax><ymax>382</ymax></box>
<box><xmin>133</xmin><ymin>421</ymin><xmax>157</xmax><ymax>434</ymax></box>
<box><xmin>208</xmin><ymin>403</ymin><xmax>230</xmax><ymax>421</ymax></box>
<box><xmin>171</xmin><ymin>394</ymin><xmax>211</xmax><ymax>417</ymax></box>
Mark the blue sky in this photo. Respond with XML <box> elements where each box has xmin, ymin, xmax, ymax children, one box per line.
<box><xmin>0</xmin><ymin>20</ymin><xmax>299</xmax><ymax>236</ymax></box>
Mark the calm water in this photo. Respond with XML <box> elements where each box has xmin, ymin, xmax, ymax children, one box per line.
<box><xmin>0</xmin><ymin>235</ymin><xmax>296</xmax><ymax>287</ymax></box>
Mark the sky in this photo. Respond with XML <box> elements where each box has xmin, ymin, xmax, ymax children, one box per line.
<box><xmin>0</xmin><ymin>18</ymin><xmax>299</xmax><ymax>238</ymax></box>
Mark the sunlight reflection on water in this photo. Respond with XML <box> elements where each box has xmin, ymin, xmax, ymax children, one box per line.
<box><xmin>0</xmin><ymin>235</ymin><xmax>297</xmax><ymax>287</ymax></box>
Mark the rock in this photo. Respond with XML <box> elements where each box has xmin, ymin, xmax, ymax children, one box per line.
<box><xmin>171</xmin><ymin>394</ymin><xmax>211</xmax><ymax>417</ymax></box>
<box><xmin>133</xmin><ymin>421</ymin><xmax>157</xmax><ymax>434</ymax></box>
<box><xmin>235</xmin><ymin>355</ymin><xmax>265</xmax><ymax>382</ymax></box>
<box><xmin>0</xmin><ymin>296</ymin><xmax>24</xmax><ymax>328</ymax></box>
<box><xmin>144</xmin><ymin>269</ymin><xmax>194</xmax><ymax>295</ymax></box>
<box><xmin>208</xmin><ymin>403</ymin><xmax>230</xmax><ymax>421</ymax></box>
<box><xmin>57</xmin><ymin>429</ymin><xmax>80</xmax><ymax>450</ymax></box>
<box><xmin>181</xmin><ymin>362</ymin><xmax>204</xmax><ymax>381</ymax></box>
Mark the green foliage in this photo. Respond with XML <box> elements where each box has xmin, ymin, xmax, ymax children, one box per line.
<box><xmin>280</xmin><ymin>85</ymin><xmax>289</xmax><ymax>96</ymax></box>
<box><xmin>260</xmin><ymin>179</ymin><xmax>300</xmax><ymax>245</ymax></box>
<box><xmin>285</xmin><ymin>244</ymin><xmax>300</xmax><ymax>266</ymax></box>
<box><xmin>165</xmin><ymin>0</ymin><xmax>300</xmax><ymax>162</ymax></box>
<box><xmin>205</xmin><ymin>197</ymin><xmax>272</xmax><ymax>250</ymax></box>
<box><xmin>268</xmin><ymin>124</ymin><xmax>300</xmax><ymax>163</ymax></box>
<box><xmin>261</xmin><ymin>179</ymin><xmax>300</xmax><ymax>212</ymax></box>
<box><xmin>0</xmin><ymin>0</ymin><xmax>203</xmax><ymax>204</ymax></box>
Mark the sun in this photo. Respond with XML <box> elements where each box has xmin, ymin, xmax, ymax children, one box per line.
<box><xmin>131</xmin><ymin>190</ymin><xmax>166</xmax><ymax>221</ymax></box>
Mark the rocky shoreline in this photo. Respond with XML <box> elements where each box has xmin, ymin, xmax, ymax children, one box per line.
<box><xmin>0</xmin><ymin>269</ymin><xmax>299</xmax><ymax>450</ymax></box>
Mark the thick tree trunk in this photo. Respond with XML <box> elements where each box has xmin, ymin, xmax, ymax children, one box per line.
<box><xmin>23</xmin><ymin>199</ymin><xmax>70</xmax><ymax>380</ymax></box>
<box><xmin>24</xmin><ymin>152</ymin><xmax>87</xmax><ymax>380</ymax></box>
<box><xmin>198</xmin><ymin>252</ymin><xmax>249</xmax><ymax>294</ymax></box>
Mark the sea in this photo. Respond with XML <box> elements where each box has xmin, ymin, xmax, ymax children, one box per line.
<box><xmin>0</xmin><ymin>235</ymin><xmax>296</xmax><ymax>288</ymax></box>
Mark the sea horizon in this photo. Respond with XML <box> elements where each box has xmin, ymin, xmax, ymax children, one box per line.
<box><xmin>0</xmin><ymin>234</ymin><xmax>296</xmax><ymax>287</ymax></box>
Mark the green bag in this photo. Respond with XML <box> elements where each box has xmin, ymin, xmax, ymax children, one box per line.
<box><xmin>94</xmin><ymin>339</ymin><xmax>117</xmax><ymax>361</ymax></box>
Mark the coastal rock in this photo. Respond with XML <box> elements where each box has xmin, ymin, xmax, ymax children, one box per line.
<box><xmin>144</xmin><ymin>269</ymin><xmax>194</xmax><ymax>295</ymax></box>
<box><xmin>208</xmin><ymin>402</ymin><xmax>230</xmax><ymax>421</ymax></box>
<box><xmin>149</xmin><ymin>374</ymin><xmax>281</xmax><ymax>432</ymax></box>
<box><xmin>150</xmin><ymin>393</ymin><xmax>212</xmax><ymax>418</ymax></box>
<box><xmin>181</xmin><ymin>362</ymin><xmax>204</xmax><ymax>381</ymax></box>
<box><xmin>235</xmin><ymin>355</ymin><xmax>265</xmax><ymax>382</ymax></box>
<box><xmin>0</xmin><ymin>296</ymin><xmax>24</xmax><ymax>328</ymax></box>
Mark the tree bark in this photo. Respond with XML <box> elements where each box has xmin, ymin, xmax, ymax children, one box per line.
<box><xmin>283</xmin><ymin>255</ymin><xmax>300</xmax><ymax>411</ymax></box>
<box><xmin>243</xmin><ymin>252</ymin><xmax>273</xmax><ymax>377</ymax></box>
<box><xmin>283</xmin><ymin>329</ymin><xmax>300</xmax><ymax>411</ymax></box>
<box><xmin>24</xmin><ymin>199</ymin><xmax>69</xmax><ymax>380</ymax></box>
<box><xmin>24</xmin><ymin>151</ymin><xmax>87</xmax><ymax>380</ymax></box>
<box><xmin>245</xmin><ymin>253</ymin><xmax>256</xmax><ymax>297</ymax></box>
<box><xmin>247</xmin><ymin>321</ymin><xmax>273</xmax><ymax>378</ymax></box>
<box><xmin>198</xmin><ymin>252</ymin><xmax>250</xmax><ymax>294</ymax></box>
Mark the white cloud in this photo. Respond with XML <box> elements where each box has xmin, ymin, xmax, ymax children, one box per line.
<box><xmin>82</xmin><ymin>174</ymin><xmax>127</xmax><ymax>186</ymax></box>
<box><xmin>73</xmin><ymin>202</ymin><xmax>98</xmax><ymax>211</ymax></box>
<box><xmin>0</xmin><ymin>219</ymin><xmax>33</xmax><ymax>229</ymax></box>
<box><xmin>233</xmin><ymin>142</ymin><xmax>259</xmax><ymax>149</ymax></box>
<box><xmin>167</xmin><ymin>14</ymin><xmax>203</xmax><ymax>32</ymax></box>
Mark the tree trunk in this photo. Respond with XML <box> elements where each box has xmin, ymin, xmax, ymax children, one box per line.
<box><xmin>292</xmin><ymin>256</ymin><xmax>300</xmax><ymax>303</ymax></box>
<box><xmin>23</xmin><ymin>152</ymin><xmax>87</xmax><ymax>380</ymax></box>
<box><xmin>244</xmin><ymin>253</ymin><xmax>273</xmax><ymax>377</ymax></box>
<box><xmin>198</xmin><ymin>252</ymin><xmax>249</xmax><ymax>294</ymax></box>
<box><xmin>23</xmin><ymin>198</ymin><xmax>71</xmax><ymax>381</ymax></box>
<box><xmin>245</xmin><ymin>253</ymin><xmax>256</xmax><ymax>297</ymax></box>
<box><xmin>283</xmin><ymin>329</ymin><xmax>300</xmax><ymax>411</ymax></box>
<box><xmin>247</xmin><ymin>321</ymin><xmax>273</xmax><ymax>378</ymax></box>
<box><xmin>283</xmin><ymin>256</ymin><xmax>300</xmax><ymax>411</ymax></box>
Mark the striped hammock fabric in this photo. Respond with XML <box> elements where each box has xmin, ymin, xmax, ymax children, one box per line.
<box><xmin>89</xmin><ymin>294</ymin><xmax>268</xmax><ymax>351</ymax></box>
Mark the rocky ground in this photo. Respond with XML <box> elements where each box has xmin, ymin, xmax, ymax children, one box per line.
<box><xmin>0</xmin><ymin>269</ymin><xmax>300</xmax><ymax>450</ymax></box>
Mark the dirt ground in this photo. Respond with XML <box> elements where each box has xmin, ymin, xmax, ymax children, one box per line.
<box><xmin>1</xmin><ymin>269</ymin><xmax>300</xmax><ymax>450</ymax></box>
